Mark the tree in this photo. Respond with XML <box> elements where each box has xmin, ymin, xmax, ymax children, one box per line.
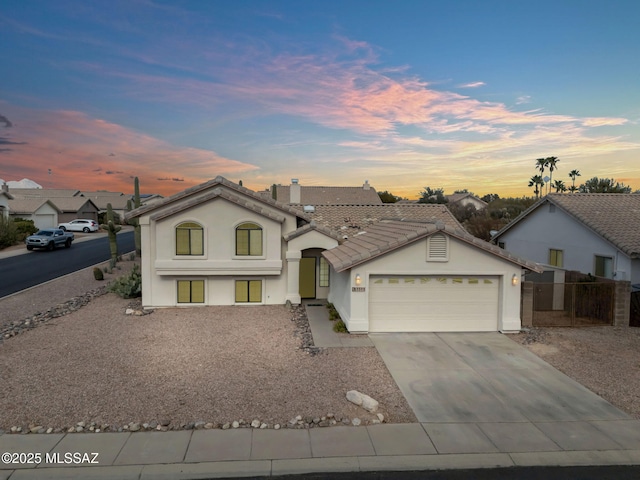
<box><xmin>418</xmin><ymin>187</ymin><xmax>448</xmax><ymax>204</ymax></box>
<box><xmin>378</xmin><ymin>190</ymin><xmax>401</xmax><ymax>203</ymax></box>
<box><xmin>528</xmin><ymin>175</ymin><xmax>544</xmax><ymax>199</ymax></box>
<box><xmin>553</xmin><ymin>179</ymin><xmax>566</xmax><ymax>193</ymax></box>
<box><xmin>579</xmin><ymin>177</ymin><xmax>632</xmax><ymax>193</ymax></box>
<box><xmin>481</xmin><ymin>193</ymin><xmax>500</xmax><ymax>203</ymax></box>
<box><xmin>568</xmin><ymin>169</ymin><xmax>581</xmax><ymax>193</ymax></box>
<box><xmin>545</xmin><ymin>156</ymin><xmax>560</xmax><ymax>194</ymax></box>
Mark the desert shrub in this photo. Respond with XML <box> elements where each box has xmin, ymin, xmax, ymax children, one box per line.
<box><xmin>333</xmin><ymin>319</ymin><xmax>348</xmax><ymax>333</ymax></box>
<box><xmin>326</xmin><ymin>302</ymin><xmax>340</xmax><ymax>320</ymax></box>
<box><xmin>109</xmin><ymin>264</ymin><xmax>142</xmax><ymax>298</ymax></box>
<box><xmin>93</xmin><ymin>267</ymin><xmax>104</xmax><ymax>281</ymax></box>
<box><xmin>0</xmin><ymin>215</ymin><xmax>18</xmax><ymax>248</ymax></box>
<box><xmin>13</xmin><ymin>218</ymin><xmax>38</xmax><ymax>241</ymax></box>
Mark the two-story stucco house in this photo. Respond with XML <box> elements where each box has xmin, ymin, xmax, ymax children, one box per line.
<box><xmin>493</xmin><ymin>193</ymin><xmax>640</xmax><ymax>286</ymax></box>
<box><xmin>126</xmin><ymin>177</ymin><xmax>540</xmax><ymax>333</ymax></box>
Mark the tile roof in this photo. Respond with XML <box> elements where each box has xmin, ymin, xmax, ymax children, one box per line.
<box><xmin>494</xmin><ymin>193</ymin><xmax>640</xmax><ymax>258</ymax></box>
<box><xmin>323</xmin><ymin>220</ymin><xmax>542</xmax><ymax>273</ymax></box>
<box><xmin>270</xmin><ymin>185</ymin><xmax>382</xmax><ymax>205</ymax></box>
<box><xmin>294</xmin><ymin>203</ymin><xmax>463</xmax><ymax>238</ymax></box>
<box><xmin>9</xmin><ymin>188</ymin><xmax>81</xmax><ymax>198</ymax></box>
<box><xmin>7</xmin><ymin>198</ymin><xmax>62</xmax><ymax>214</ymax></box>
<box><xmin>126</xmin><ymin>176</ymin><xmax>310</xmax><ymax>222</ymax></box>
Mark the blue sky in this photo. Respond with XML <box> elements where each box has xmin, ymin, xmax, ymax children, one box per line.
<box><xmin>1</xmin><ymin>0</ymin><xmax>639</xmax><ymax>197</ymax></box>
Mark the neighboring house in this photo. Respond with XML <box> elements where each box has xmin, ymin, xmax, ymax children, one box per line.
<box><xmin>323</xmin><ymin>220</ymin><xmax>540</xmax><ymax>333</ymax></box>
<box><xmin>7</xmin><ymin>198</ymin><xmax>61</xmax><ymax>229</ymax></box>
<box><xmin>446</xmin><ymin>193</ymin><xmax>488</xmax><ymax>210</ymax></box>
<box><xmin>492</xmin><ymin>193</ymin><xmax>640</xmax><ymax>286</ymax></box>
<box><xmin>126</xmin><ymin>176</ymin><xmax>541</xmax><ymax>333</ymax></box>
<box><xmin>259</xmin><ymin>179</ymin><xmax>382</xmax><ymax>205</ymax></box>
<box><xmin>7</xmin><ymin>188</ymin><xmax>81</xmax><ymax>198</ymax></box>
<box><xmin>0</xmin><ymin>184</ymin><xmax>13</xmax><ymax>219</ymax></box>
<box><xmin>81</xmin><ymin>192</ymin><xmax>131</xmax><ymax>220</ymax></box>
<box><xmin>53</xmin><ymin>197</ymin><xmax>100</xmax><ymax>223</ymax></box>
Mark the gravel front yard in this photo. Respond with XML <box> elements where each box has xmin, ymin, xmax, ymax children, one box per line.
<box><xmin>511</xmin><ymin>326</ymin><xmax>640</xmax><ymax>419</ymax></box>
<box><xmin>0</xmin><ymin>284</ymin><xmax>416</xmax><ymax>431</ymax></box>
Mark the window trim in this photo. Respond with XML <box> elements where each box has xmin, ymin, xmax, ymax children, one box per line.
<box><xmin>177</xmin><ymin>279</ymin><xmax>205</xmax><ymax>304</ymax></box>
<box><xmin>234</xmin><ymin>221</ymin><xmax>265</xmax><ymax>258</ymax></box>
<box><xmin>175</xmin><ymin>221</ymin><xmax>205</xmax><ymax>256</ymax></box>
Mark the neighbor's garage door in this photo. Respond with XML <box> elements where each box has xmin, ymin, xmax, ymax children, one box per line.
<box><xmin>369</xmin><ymin>275</ymin><xmax>499</xmax><ymax>332</ymax></box>
<box><xmin>34</xmin><ymin>214</ymin><xmax>55</xmax><ymax>229</ymax></box>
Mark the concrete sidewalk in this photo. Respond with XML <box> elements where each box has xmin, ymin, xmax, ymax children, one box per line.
<box><xmin>1</xmin><ymin>421</ymin><xmax>640</xmax><ymax>480</ymax></box>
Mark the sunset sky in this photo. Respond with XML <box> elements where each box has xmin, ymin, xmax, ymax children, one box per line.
<box><xmin>1</xmin><ymin>1</ymin><xmax>639</xmax><ymax>199</ymax></box>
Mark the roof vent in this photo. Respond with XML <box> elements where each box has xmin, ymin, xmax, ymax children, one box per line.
<box><xmin>303</xmin><ymin>205</ymin><xmax>315</xmax><ymax>213</ymax></box>
<box><xmin>427</xmin><ymin>233</ymin><xmax>448</xmax><ymax>262</ymax></box>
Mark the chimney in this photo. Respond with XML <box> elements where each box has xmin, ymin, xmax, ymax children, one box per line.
<box><xmin>363</xmin><ymin>180</ymin><xmax>370</xmax><ymax>190</ymax></box>
<box><xmin>1</xmin><ymin>183</ymin><xmax>8</xmax><ymax>194</ymax></box>
<box><xmin>290</xmin><ymin>178</ymin><xmax>301</xmax><ymax>204</ymax></box>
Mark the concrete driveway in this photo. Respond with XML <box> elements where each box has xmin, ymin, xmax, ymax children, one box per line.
<box><xmin>370</xmin><ymin>332</ymin><xmax>629</xmax><ymax>424</ymax></box>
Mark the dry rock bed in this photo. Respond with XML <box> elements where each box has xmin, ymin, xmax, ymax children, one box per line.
<box><xmin>512</xmin><ymin>326</ymin><xmax>640</xmax><ymax>419</ymax></box>
<box><xmin>0</xmin><ymin>294</ymin><xmax>416</xmax><ymax>433</ymax></box>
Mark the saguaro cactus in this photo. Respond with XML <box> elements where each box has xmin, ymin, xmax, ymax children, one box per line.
<box><xmin>133</xmin><ymin>177</ymin><xmax>141</xmax><ymax>256</ymax></box>
<box><xmin>101</xmin><ymin>203</ymin><xmax>122</xmax><ymax>261</ymax></box>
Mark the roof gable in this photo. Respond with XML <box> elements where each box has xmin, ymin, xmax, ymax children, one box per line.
<box><xmin>8</xmin><ymin>198</ymin><xmax>62</xmax><ymax>214</ymax></box>
<box><xmin>494</xmin><ymin>193</ymin><xmax>640</xmax><ymax>258</ymax></box>
<box><xmin>323</xmin><ymin>220</ymin><xmax>541</xmax><ymax>273</ymax></box>
<box><xmin>126</xmin><ymin>176</ymin><xmax>310</xmax><ymax>223</ymax></box>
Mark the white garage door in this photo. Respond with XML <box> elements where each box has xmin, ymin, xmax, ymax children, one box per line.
<box><xmin>369</xmin><ymin>275</ymin><xmax>499</xmax><ymax>332</ymax></box>
<box><xmin>35</xmin><ymin>214</ymin><xmax>55</xmax><ymax>229</ymax></box>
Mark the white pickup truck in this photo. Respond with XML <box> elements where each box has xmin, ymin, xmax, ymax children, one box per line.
<box><xmin>25</xmin><ymin>228</ymin><xmax>75</xmax><ymax>251</ymax></box>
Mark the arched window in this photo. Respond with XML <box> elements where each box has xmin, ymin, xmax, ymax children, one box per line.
<box><xmin>176</xmin><ymin>221</ymin><xmax>204</xmax><ymax>255</ymax></box>
<box><xmin>236</xmin><ymin>222</ymin><xmax>262</xmax><ymax>256</ymax></box>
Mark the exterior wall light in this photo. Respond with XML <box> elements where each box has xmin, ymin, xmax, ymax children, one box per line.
<box><xmin>355</xmin><ymin>274</ymin><xmax>362</xmax><ymax>286</ymax></box>
<box><xmin>512</xmin><ymin>274</ymin><xmax>520</xmax><ymax>286</ymax></box>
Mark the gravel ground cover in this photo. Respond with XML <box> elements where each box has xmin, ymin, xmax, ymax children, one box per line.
<box><xmin>511</xmin><ymin>326</ymin><xmax>640</xmax><ymax>419</ymax></box>
<box><xmin>0</xmin><ymin>277</ymin><xmax>416</xmax><ymax>431</ymax></box>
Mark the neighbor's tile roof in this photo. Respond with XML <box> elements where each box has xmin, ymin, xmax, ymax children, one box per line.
<box><xmin>7</xmin><ymin>198</ymin><xmax>62</xmax><ymax>214</ymax></box>
<box><xmin>126</xmin><ymin>176</ymin><xmax>310</xmax><ymax>222</ymax></box>
<box><xmin>45</xmin><ymin>197</ymin><xmax>99</xmax><ymax>213</ymax></box>
<box><xmin>323</xmin><ymin>220</ymin><xmax>542</xmax><ymax>273</ymax></box>
<box><xmin>294</xmin><ymin>203</ymin><xmax>463</xmax><ymax>238</ymax></box>
<box><xmin>82</xmin><ymin>194</ymin><xmax>131</xmax><ymax>210</ymax></box>
<box><xmin>9</xmin><ymin>188</ymin><xmax>81</xmax><ymax>198</ymax></box>
<box><xmin>270</xmin><ymin>185</ymin><xmax>382</xmax><ymax>205</ymax></box>
<box><xmin>494</xmin><ymin>193</ymin><xmax>640</xmax><ymax>258</ymax></box>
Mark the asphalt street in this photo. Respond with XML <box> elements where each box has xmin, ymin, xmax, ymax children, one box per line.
<box><xmin>0</xmin><ymin>230</ymin><xmax>134</xmax><ymax>298</ymax></box>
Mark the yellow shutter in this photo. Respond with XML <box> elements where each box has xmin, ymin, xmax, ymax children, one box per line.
<box><xmin>176</xmin><ymin>229</ymin><xmax>190</xmax><ymax>255</ymax></box>
<box><xmin>249</xmin><ymin>229</ymin><xmax>262</xmax><ymax>256</ymax></box>
<box><xmin>177</xmin><ymin>281</ymin><xmax>191</xmax><ymax>303</ymax></box>
<box><xmin>235</xmin><ymin>280</ymin><xmax>248</xmax><ymax>302</ymax></box>
<box><xmin>236</xmin><ymin>230</ymin><xmax>249</xmax><ymax>255</ymax></box>
<box><xmin>191</xmin><ymin>230</ymin><xmax>204</xmax><ymax>255</ymax></box>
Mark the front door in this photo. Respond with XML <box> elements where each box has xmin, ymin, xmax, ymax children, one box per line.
<box><xmin>299</xmin><ymin>257</ymin><xmax>316</xmax><ymax>299</ymax></box>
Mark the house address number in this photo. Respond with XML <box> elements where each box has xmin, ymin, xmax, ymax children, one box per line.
<box><xmin>352</xmin><ymin>287</ymin><xmax>366</xmax><ymax>292</ymax></box>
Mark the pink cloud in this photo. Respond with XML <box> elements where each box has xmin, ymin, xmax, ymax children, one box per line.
<box><xmin>0</xmin><ymin>104</ymin><xmax>257</xmax><ymax>195</ymax></box>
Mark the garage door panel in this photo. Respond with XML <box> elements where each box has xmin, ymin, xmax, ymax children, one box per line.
<box><xmin>369</xmin><ymin>275</ymin><xmax>499</xmax><ymax>333</ymax></box>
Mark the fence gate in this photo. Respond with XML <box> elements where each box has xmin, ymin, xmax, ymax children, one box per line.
<box><xmin>532</xmin><ymin>282</ymin><xmax>614</xmax><ymax>327</ymax></box>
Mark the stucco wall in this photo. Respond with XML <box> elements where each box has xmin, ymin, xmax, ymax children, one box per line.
<box><xmin>341</xmin><ymin>235</ymin><xmax>523</xmax><ymax>333</ymax></box>
<box><xmin>327</xmin><ymin>266</ymin><xmax>351</xmax><ymax>324</ymax></box>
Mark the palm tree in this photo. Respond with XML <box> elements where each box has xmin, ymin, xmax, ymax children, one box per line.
<box><xmin>528</xmin><ymin>175</ymin><xmax>544</xmax><ymax>199</ymax></box>
<box><xmin>545</xmin><ymin>157</ymin><xmax>559</xmax><ymax>194</ymax></box>
<box><xmin>553</xmin><ymin>179</ymin><xmax>566</xmax><ymax>193</ymax></box>
<box><xmin>568</xmin><ymin>169</ymin><xmax>581</xmax><ymax>193</ymax></box>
